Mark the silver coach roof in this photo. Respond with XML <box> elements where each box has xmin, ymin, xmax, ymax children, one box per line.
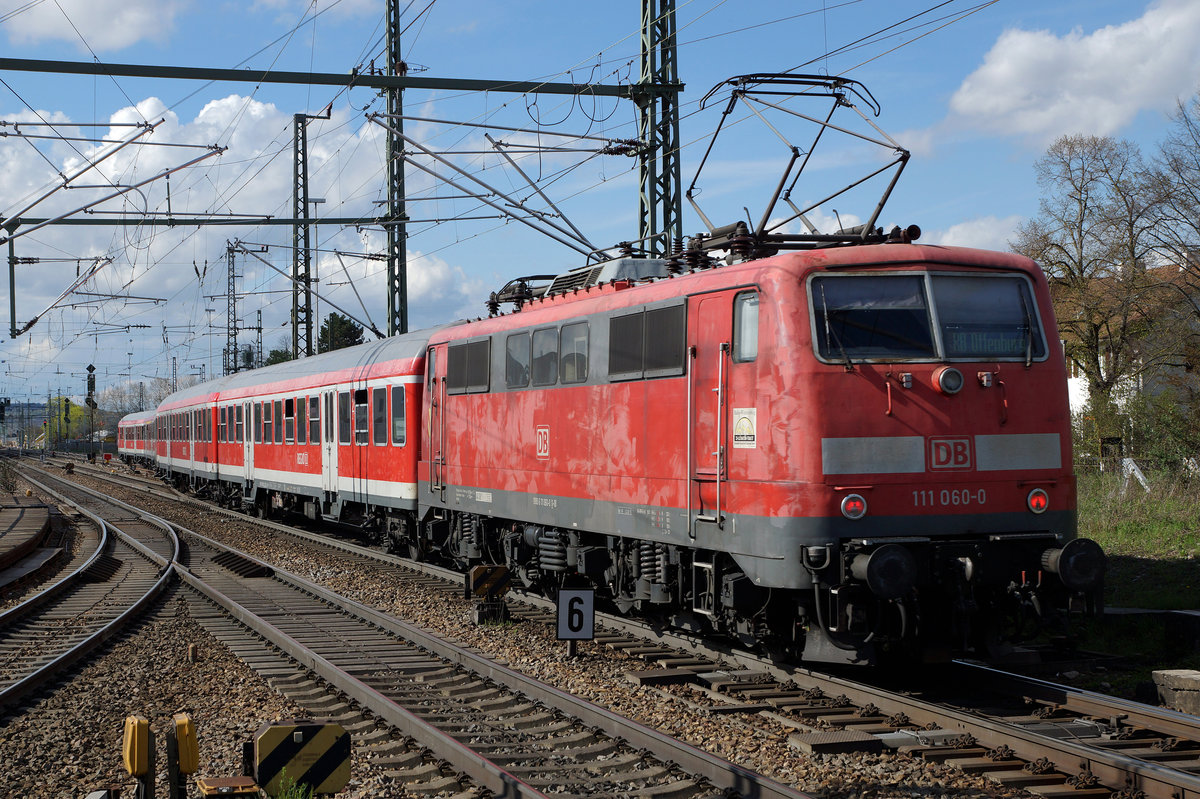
<box><xmin>156</xmin><ymin>323</ymin><xmax>461</xmax><ymax>410</ymax></box>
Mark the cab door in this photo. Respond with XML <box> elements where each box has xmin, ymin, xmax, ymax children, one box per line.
<box><xmin>688</xmin><ymin>293</ymin><xmax>733</xmax><ymax>532</ymax></box>
<box><xmin>687</xmin><ymin>289</ymin><xmax>761</xmax><ymax>534</ymax></box>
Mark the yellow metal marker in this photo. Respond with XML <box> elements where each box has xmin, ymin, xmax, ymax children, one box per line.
<box><xmin>122</xmin><ymin>716</ymin><xmax>150</xmax><ymax>777</ymax></box>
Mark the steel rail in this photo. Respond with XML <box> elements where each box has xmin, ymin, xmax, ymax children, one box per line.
<box><xmin>0</xmin><ymin>478</ymin><xmax>110</xmax><ymax>627</ymax></box>
<box><xmin>955</xmin><ymin>660</ymin><xmax>1200</xmax><ymax>743</ymax></box>
<box><xmin>170</xmin><ymin>518</ymin><xmax>811</xmax><ymax>799</ymax></box>
<box><xmin>173</xmin><ymin>565</ymin><xmax>547</xmax><ymax>799</ymax></box>
<box><xmin>713</xmin><ymin>653</ymin><xmax>1200</xmax><ymax>799</ymax></box>
<box><xmin>0</xmin><ymin>467</ymin><xmax>179</xmax><ymax>712</ymax></box>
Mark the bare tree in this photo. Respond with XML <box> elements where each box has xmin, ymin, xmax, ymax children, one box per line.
<box><xmin>1012</xmin><ymin>134</ymin><xmax>1179</xmax><ymax>434</ymax></box>
<box><xmin>1153</xmin><ymin>93</ymin><xmax>1200</xmax><ymax>265</ymax></box>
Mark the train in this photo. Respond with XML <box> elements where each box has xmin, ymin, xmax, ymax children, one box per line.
<box><xmin>119</xmin><ymin>232</ymin><xmax>1105</xmax><ymax>664</ymax></box>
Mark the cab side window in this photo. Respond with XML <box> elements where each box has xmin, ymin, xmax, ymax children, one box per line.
<box><xmin>733</xmin><ymin>291</ymin><xmax>759</xmax><ymax>362</ymax></box>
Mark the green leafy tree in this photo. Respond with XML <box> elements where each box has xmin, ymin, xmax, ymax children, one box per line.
<box><xmin>318</xmin><ymin>312</ymin><xmax>365</xmax><ymax>353</ymax></box>
<box><xmin>264</xmin><ymin>347</ymin><xmax>293</xmax><ymax>366</ymax></box>
<box><xmin>264</xmin><ymin>336</ymin><xmax>293</xmax><ymax>366</ymax></box>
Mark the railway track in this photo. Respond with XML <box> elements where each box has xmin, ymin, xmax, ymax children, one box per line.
<box><xmin>43</xmin><ymin>457</ymin><xmax>1200</xmax><ymax>799</ymax></box>
<box><xmin>16</xmin><ymin>459</ymin><xmax>808</xmax><ymax>798</ymax></box>
<box><xmin>0</xmin><ymin>468</ymin><xmax>176</xmax><ymax>711</ymax></box>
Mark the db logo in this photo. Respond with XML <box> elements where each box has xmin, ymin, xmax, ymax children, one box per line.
<box><xmin>929</xmin><ymin>437</ymin><xmax>972</xmax><ymax>470</ymax></box>
<box><xmin>536</xmin><ymin>426</ymin><xmax>551</xmax><ymax>460</ymax></box>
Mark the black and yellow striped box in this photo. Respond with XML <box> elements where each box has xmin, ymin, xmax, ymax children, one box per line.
<box><xmin>254</xmin><ymin>719</ymin><xmax>351</xmax><ymax>795</ymax></box>
<box><xmin>466</xmin><ymin>564</ymin><xmax>510</xmax><ymax>600</ymax></box>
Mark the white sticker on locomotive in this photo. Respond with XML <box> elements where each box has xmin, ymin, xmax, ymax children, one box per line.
<box><xmin>476</xmin><ymin>491</ymin><xmax>493</xmax><ymax>504</ymax></box>
<box><xmin>732</xmin><ymin>408</ymin><xmax>757</xmax><ymax>449</ymax></box>
<box><xmin>536</xmin><ymin>425</ymin><xmax>550</xmax><ymax>460</ymax></box>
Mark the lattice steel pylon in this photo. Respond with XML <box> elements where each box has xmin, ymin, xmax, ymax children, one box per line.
<box><xmin>292</xmin><ymin>113</ymin><xmax>314</xmax><ymax>357</ymax></box>
<box><xmin>223</xmin><ymin>242</ymin><xmax>239</xmax><ymax>375</ymax></box>
<box><xmin>636</xmin><ymin>0</ymin><xmax>683</xmax><ymax>257</ymax></box>
<box><xmin>385</xmin><ymin>0</ymin><xmax>408</xmax><ymax>336</ymax></box>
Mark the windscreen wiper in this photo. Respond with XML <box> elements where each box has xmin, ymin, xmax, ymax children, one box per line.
<box><xmin>821</xmin><ymin>285</ymin><xmax>854</xmax><ymax>371</ymax></box>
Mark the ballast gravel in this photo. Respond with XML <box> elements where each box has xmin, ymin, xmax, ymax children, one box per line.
<box><xmin>0</xmin><ymin>471</ymin><xmax>1039</xmax><ymax>799</ymax></box>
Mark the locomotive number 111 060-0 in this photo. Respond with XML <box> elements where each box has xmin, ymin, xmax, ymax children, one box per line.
<box><xmin>912</xmin><ymin>488</ymin><xmax>987</xmax><ymax>508</ymax></box>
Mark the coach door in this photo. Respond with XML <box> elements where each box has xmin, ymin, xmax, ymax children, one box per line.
<box><xmin>321</xmin><ymin>390</ymin><xmax>338</xmax><ymax>495</ymax></box>
<box><xmin>687</xmin><ymin>291</ymin><xmax>739</xmax><ymax>534</ymax></box>
<box><xmin>241</xmin><ymin>398</ymin><xmax>253</xmax><ymax>479</ymax></box>
<box><xmin>426</xmin><ymin>345</ymin><xmax>447</xmax><ymax>499</ymax></box>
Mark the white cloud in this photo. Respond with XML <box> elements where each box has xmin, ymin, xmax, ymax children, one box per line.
<box><xmin>1</xmin><ymin>0</ymin><xmax>184</xmax><ymax>51</ymax></box>
<box><xmin>949</xmin><ymin>0</ymin><xmax>1200</xmax><ymax>142</ymax></box>
<box><xmin>922</xmin><ymin>215</ymin><xmax>1023</xmax><ymax>251</ymax></box>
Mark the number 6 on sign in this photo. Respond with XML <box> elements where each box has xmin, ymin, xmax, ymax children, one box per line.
<box><xmin>556</xmin><ymin>589</ymin><xmax>594</xmax><ymax>640</ymax></box>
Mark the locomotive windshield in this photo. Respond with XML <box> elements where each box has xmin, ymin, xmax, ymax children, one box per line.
<box><xmin>811</xmin><ymin>272</ymin><xmax>1046</xmax><ymax>363</ymax></box>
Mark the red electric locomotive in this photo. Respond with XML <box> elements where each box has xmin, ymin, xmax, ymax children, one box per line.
<box><xmin>126</xmin><ymin>237</ymin><xmax>1104</xmax><ymax>664</ymax></box>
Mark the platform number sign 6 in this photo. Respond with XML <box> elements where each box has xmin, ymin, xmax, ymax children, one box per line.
<box><xmin>556</xmin><ymin>589</ymin><xmax>594</xmax><ymax>640</ymax></box>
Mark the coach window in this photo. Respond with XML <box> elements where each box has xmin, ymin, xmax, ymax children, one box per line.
<box><xmin>354</xmin><ymin>389</ymin><xmax>369</xmax><ymax>444</ymax></box>
<box><xmin>309</xmin><ymin>396</ymin><xmax>320</xmax><ymax>443</ymax></box>
<box><xmin>371</xmin><ymin>388</ymin><xmax>387</xmax><ymax>445</ymax></box>
<box><xmin>391</xmin><ymin>385</ymin><xmax>406</xmax><ymax>445</ymax></box>
<box><xmin>560</xmin><ymin>322</ymin><xmax>588</xmax><ymax>384</ymax></box>
<box><xmin>274</xmin><ymin>400</ymin><xmax>284</xmax><ymax>444</ymax></box>
<box><xmin>235</xmin><ymin>405</ymin><xmax>244</xmax><ymax>443</ymax></box>
<box><xmin>506</xmin><ymin>333</ymin><xmax>530</xmax><ymax>389</ymax></box>
<box><xmin>532</xmin><ymin>327</ymin><xmax>558</xmax><ymax>386</ymax></box>
<box><xmin>264</xmin><ymin>402</ymin><xmax>275</xmax><ymax>444</ymax></box>
<box><xmin>338</xmin><ymin>391</ymin><xmax>352</xmax><ymax>444</ymax></box>
<box><xmin>296</xmin><ymin>397</ymin><xmax>306</xmax><ymax>445</ymax></box>
<box><xmin>733</xmin><ymin>291</ymin><xmax>759</xmax><ymax>362</ymax></box>
<box><xmin>218</xmin><ymin>408</ymin><xmax>226</xmax><ymax>442</ymax></box>
<box><xmin>284</xmin><ymin>398</ymin><xmax>295</xmax><ymax>443</ymax></box>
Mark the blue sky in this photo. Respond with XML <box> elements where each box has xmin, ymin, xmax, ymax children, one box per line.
<box><xmin>2</xmin><ymin>0</ymin><xmax>1199</xmax><ymax>403</ymax></box>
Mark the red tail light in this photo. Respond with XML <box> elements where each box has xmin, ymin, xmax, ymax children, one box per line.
<box><xmin>841</xmin><ymin>494</ymin><xmax>867</xmax><ymax>520</ymax></box>
<box><xmin>1027</xmin><ymin>488</ymin><xmax>1049</xmax><ymax>514</ymax></box>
